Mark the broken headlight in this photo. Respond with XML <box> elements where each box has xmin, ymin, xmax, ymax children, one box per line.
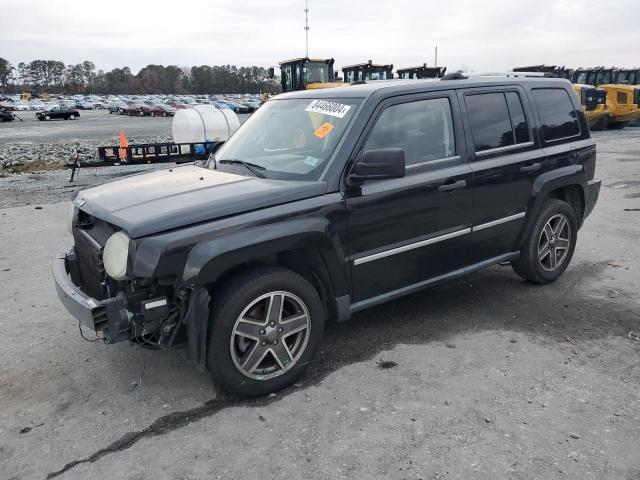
<box><xmin>103</xmin><ymin>231</ymin><xmax>130</xmax><ymax>281</ymax></box>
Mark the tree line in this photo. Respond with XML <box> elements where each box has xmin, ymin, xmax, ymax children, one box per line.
<box><xmin>0</xmin><ymin>58</ymin><xmax>279</xmax><ymax>95</ymax></box>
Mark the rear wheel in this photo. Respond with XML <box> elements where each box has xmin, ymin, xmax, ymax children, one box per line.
<box><xmin>512</xmin><ymin>199</ymin><xmax>578</xmax><ymax>284</ymax></box>
<box><xmin>607</xmin><ymin>121</ymin><xmax>627</xmax><ymax>130</ymax></box>
<box><xmin>590</xmin><ymin>115</ymin><xmax>609</xmax><ymax>131</ymax></box>
<box><xmin>162</xmin><ymin>112</ymin><xmax>167</xmax><ymax>117</ymax></box>
<box><xmin>206</xmin><ymin>267</ymin><xmax>325</xmax><ymax>397</ymax></box>
<box><xmin>69</xmin><ymin>114</ymin><xmax>76</xmax><ymax>120</ymax></box>
<box><xmin>44</xmin><ymin>115</ymin><xmax>50</xmax><ymax>121</ymax></box>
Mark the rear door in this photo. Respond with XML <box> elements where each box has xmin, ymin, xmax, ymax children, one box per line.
<box><xmin>345</xmin><ymin>91</ymin><xmax>473</xmax><ymax>304</ymax></box>
<box><xmin>458</xmin><ymin>87</ymin><xmax>545</xmax><ymax>262</ymax></box>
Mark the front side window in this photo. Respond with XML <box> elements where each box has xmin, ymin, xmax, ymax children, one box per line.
<box><xmin>532</xmin><ymin>88</ymin><xmax>580</xmax><ymax>142</ymax></box>
<box><xmin>212</xmin><ymin>97</ymin><xmax>361</xmax><ymax>180</ymax></box>
<box><xmin>363</xmin><ymin>98</ymin><xmax>456</xmax><ymax>166</ymax></box>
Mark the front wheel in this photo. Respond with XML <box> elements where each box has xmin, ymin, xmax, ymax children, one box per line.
<box><xmin>44</xmin><ymin>115</ymin><xmax>51</xmax><ymax>121</ymax></box>
<box><xmin>206</xmin><ymin>267</ymin><xmax>326</xmax><ymax>397</ymax></box>
<box><xmin>512</xmin><ymin>199</ymin><xmax>578</xmax><ymax>284</ymax></box>
<box><xmin>69</xmin><ymin>114</ymin><xmax>76</xmax><ymax>120</ymax></box>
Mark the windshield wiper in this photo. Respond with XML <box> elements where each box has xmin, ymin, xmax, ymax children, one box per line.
<box><xmin>218</xmin><ymin>159</ymin><xmax>266</xmax><ymax>178</ymax></box>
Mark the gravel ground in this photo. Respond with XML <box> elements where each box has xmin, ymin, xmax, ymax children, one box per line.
<box><xmin>0</xmin><ymin>129</ymin><xmax>639</xmax><ymax>480</ymax></box>
<box><xmin>0</xmin><ymin>110</ymin><xmax>251</xmax><ymax>173</ymax></box>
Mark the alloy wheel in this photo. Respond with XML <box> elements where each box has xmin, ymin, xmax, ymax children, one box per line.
<box><xmin>538</xmin><ymin>213</ymin><xmax>571</xmax><ymax>272</ymax></box>
<box><xmin>230</xmin><ymin>291</ymin><xmax>311</xmax><ymax>380</ymax></box>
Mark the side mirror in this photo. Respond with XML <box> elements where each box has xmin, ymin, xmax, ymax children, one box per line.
<box><xmin>267</xmin><ymin>67</ymin><xmax>275</xmax><ymax>79</ymax></box>
<box><xmin>349</xmin><ymin>148</ymin><xmax>405</xmax><ymax>183</ymax></box>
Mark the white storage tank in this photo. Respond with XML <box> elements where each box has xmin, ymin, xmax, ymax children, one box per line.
<box><xmin>172</xmin><ymin>105</ymin><xmax>240</xmax><ymax>153</ymax></box>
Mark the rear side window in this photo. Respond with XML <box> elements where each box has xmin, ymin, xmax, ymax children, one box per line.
<box><xmin>364</xmin><ymin>98</ymin><xmax>456</xmax><ymax>166</ymax></box>
<box><xmin>532</xmin><ymin>88</ymin><xmax>580</xmax><ymax>141</ymax></box>
<box><xmin>466</xmin><ymin>92</ymin><xmax>530</xmax><ymax>153</ymax></box>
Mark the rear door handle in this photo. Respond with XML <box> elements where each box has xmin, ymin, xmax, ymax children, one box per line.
<box><xmin>520</xmin><ymin>163</ymin><xmax>542</xmax><ymax>173</ymax></box>
<box><xmin>438</xmin><ymin>179</ymin><xmax>466</xmax><ymax>192</ymax></box>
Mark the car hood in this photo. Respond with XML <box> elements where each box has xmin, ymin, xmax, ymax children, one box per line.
<box><xmin>75</xmin><ymin>165</ymin><xmax>327</xmax><ymax>238</ymax></box>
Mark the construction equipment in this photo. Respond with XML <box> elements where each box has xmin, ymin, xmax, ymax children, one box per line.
<box><xmin>397</xmin><ymin>64</ymin><xmax>446</xmax><ymax>79</ymax></box>
<box><xmin>342</xmin><ymin>60</ymin><xmax>393</xmax><ymax>83</ymax></box>
<box><xmin>513</xmin><ymin>65</ymin><xmax>611</xmax><ymax>130</ymax></box>
<box><xmin>19</xmin><ymin>92</ymin><xmax>49</xmax><ymax>101</ymax></box>
<box><xmin>614</xmin><ymin>68</ymin><xmax>640</xmax><ymax>126</ymax></box>
<box><xmin>272</xmin><ymin>57</ymin><xmax>340</xmax><ymax>93</ymax></box>
<box><xmin>573</xmin><ymin>67</ymin><xmax>640</xmax><ymax>129</ymax></box>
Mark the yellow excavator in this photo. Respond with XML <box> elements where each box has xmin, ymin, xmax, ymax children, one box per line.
<box><xmin>396</xmin><ymin>64</ymin><xmax>446</xmax><ymax>79</ymax></box>
<box><xmin>613</xmin><ymin>68</ymin><xmax>640</xmax><ymax>126</ymax></box>
<box><xmin>513</xmin><ymin>65</ymin><xmax>611</xmax><ymax>130</ymax></box>
<box><xmin>573</xmin><ymin>67</ymin><xmax>640</xmax><ymax>129</ymax></box>
<box><xmin>270</xmin><ymin>57</ymin><xmax>341</xmax><ymax>94</ymax></box>
<box><xmin>342</xmin><ymin>60</ymin><xmax>393</xmax><ymax>83</ymax></box>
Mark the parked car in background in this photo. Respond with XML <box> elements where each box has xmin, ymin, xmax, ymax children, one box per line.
<box><xmin>36</xmin><ymin>106</ymin><xmax>80</xmax><ymax>121</ymax></box>
<box><xmin>127</xmin><ymin>104</ymin><xmax>152</xmax><ymax>116</ymax></box>
<box><xmin>0</xmin><ymin>109</ymin><xmax>16</xmax><ymax>122</ymax></box>
<box><xmin>212</xmin><ymin>101</ymin><xmax>231</xmax><ymax>109</ymax></box>
<box><xmin>13</xmin><ymin>102</ymin><xmax>30</xmax><ymax>111</ymax></box>
<box><xmin>108</xmin><ymin>102</ymin><xmax>129</xmax><ymax>114</ymax></box>
<box><xmin>149</xmin><ymin>104</ymin><xmax>176</xmax><ymax>117</ymax></box>
<box><xmin>75</xmin><ymin>100</ymin><xmax>94</xmax><ymax>110</ymax></box>
<box><xmin>172</xmin><ymin>103</ymin><xmax>190</xmax><ymax>110</ymax></box>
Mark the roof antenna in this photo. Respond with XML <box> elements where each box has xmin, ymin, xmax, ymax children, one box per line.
<box><xmin>304</xmin><ymin>0</ymin><xmax>310</xmax><ymax>57</ymax></box>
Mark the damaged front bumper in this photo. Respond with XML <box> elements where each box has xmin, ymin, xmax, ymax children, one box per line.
<box><xmin>52</xmin><ymin>250</ymin><xmax>131</xmax><ymax>343</ymax></box>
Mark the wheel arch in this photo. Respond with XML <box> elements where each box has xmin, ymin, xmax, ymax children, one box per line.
<box><xmin>518</xmin><ymin>165</ymin><xmax>587</xmax><ymax>247</ymax></box>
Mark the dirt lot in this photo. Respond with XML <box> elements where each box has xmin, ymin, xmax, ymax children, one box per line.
<box><xmin>1</xmin><ymin>129</ymin><xmax>639</xmax><ymax>480</ymax></box>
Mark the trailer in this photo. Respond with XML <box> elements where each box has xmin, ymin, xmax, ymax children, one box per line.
<box><xmin>67</xmin><ymin>140</ymin><xmax>222</xmax><ymax>181</ymax></box>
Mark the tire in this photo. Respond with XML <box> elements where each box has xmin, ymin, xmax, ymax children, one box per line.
<box><xmin>607</xmin><ymin>121</ymin><xmax>627</xmax><ymax>130</ymax></box>
<box><xmin>139</xmin><ymin>111</ymin><xmax>144</xmax><ymax>117</ymax></box>
<box><xmin>590</xmin><ymin>116</ymin><xmax>609</xmax><ymax>131</ymax></box>
<box><xmin>512</xmin><ymin>199</ymin><xmax>578</xmax><ymax>284</ymax></box>
<box><xmin>151</xmin><ymin>112</ymin><xmax>155</xmax><ymax>117</ymax></box>
<box><xmin>70</xmin><ymin>114</ymin><xmax>76</xmax><ymax>120</ymax></box>
<box><xmin>162</xmin><ymin>112</ymin><xmax>167</xmax><ymax>117</ymax></box>
<box><xmin>44</xmin><ymin>115</ymin><xmax>50</xmax><ymax>121</ymax></box>
<box><xmin>206</xmin><ymin>267</ymin><xmax>326</xmax><ymax>397</ymax></box>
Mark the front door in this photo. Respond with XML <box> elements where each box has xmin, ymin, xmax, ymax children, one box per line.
<box><xmin>345</xmin><ymin>92</ymin><xmax>473</xmax><ymax>304</ymax></box>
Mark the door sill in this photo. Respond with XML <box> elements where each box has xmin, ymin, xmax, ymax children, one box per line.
<box><xmin>350</xmin><ymin>252</ymin><xmax>520</xmax><ymax>314</ymax></box>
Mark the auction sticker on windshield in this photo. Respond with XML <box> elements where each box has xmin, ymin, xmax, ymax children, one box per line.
<box><xmin>314</xmin><ymin>122</ymin><xmax>335</xmax><ymax>139</ymax></box>
<box><xmin>305</xmin><ymin>100</ymin><xmax>351</xmax><ymax>118</ymax></box>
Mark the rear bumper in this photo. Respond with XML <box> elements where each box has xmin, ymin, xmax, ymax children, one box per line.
<box><xmin>53</xmin><ymin>250</ymin><xmax>131</xmax><ymax>343</ymax></box>
<box><xmin>585</xmin><ymin>179</ymin><xmax>601</xmax><ymax>219</ymax></box>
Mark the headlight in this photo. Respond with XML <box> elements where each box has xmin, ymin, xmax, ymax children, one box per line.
<box><xmin>103</xmin><ymin>231</ymin><xmax>130</xmax><ymax>280</ymax></box>
<box><xmin>67</xmin><ymin>205</ymin><xmax>78</xmax><ymax>234</ymax></box>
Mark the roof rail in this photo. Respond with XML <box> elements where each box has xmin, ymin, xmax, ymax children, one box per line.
<box><xmin>470</xmin><ymin>71</ymin><xmax>547</xmax><ymax>78</ymax></box>
<box><xmin>441</xmin><ymin>71</ymin><xmax>550</xmax><ymax>81</ymax></box>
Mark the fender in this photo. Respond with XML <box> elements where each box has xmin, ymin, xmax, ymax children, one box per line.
<box><xmin>182</xmin><ymin>217</ymin><xmax>350</xmax><ymax>297</ymax></box>
<box><xmin>517</xmin><ymin>164</ymin><xmax>587</xmax><ymax>247</ymax></box>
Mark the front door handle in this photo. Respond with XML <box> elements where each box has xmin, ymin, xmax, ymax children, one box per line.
<box><xmin>438</xmin><ymin>179</ymin><xmax>466</xmax><ymax>192</ymax></box>
<box><xmin>520</xmin><ymin>163</ymin><xmax>542</xmax><ymax>173</ymax></box>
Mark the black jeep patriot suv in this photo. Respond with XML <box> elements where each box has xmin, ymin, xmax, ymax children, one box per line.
<box><xmin>54</xmin><ymin>76</ymin><xmax>601</xmax><ymax>396</ymax></box>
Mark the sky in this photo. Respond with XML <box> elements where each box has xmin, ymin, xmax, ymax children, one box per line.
<box><xmin>1</xmin><ymin>0</ymin><xmax>639</xmax><ymax>74</ymax></box>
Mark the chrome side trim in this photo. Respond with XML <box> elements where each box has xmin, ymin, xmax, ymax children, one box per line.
<box><xmin>352</xmin><ymin>227</ymin><xmax>471</xmax><ymax>266</ymax></box>
<box><xmin>473</xmin><ymin>212</ymin><xmax>526</xmax><ymax>232</ymax></box>
<box><xmin>405</xmin><ymin>155</ymin><xmax>461</xmax><ymax>170</ymax></box>
<box><xmin>587</xmin><ymin>178</ymin><xmax>600</xmax><ymax>186</ymax></box>
<box><xmin>474</xmin><ymin>142</ymin><xmax>534</xmax><ymax>157</ymax></box>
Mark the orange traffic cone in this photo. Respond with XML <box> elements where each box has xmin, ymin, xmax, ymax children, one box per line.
<box><xmin>118</xmin><ymin>131</ymin><xmax>128</xmax><ymax>162</ymax></box>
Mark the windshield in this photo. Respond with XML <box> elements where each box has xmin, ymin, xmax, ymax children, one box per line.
<box><xmin>304</xmin><ymin>63</ymin><xmax>330</xmax><ymax>84</ymax></box>
<box><xmin>595</xmin><ymin>71</ymin><xmax>612</xmax><ymax>84</ymax></box>
<box><xmin>211</xmin><ymin>97</ymin><xmax>361</xmax><ymax>180</ymax></box>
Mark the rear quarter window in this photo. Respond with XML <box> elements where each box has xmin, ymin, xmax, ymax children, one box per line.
<box><xmin>532</xmin><ymin>88</ymin><xmax>580</xmax><ymax>142</ymax></box>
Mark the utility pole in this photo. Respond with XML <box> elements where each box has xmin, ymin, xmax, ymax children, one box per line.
<box><xmin>435</xmin><ymin>46</ymin><xmax>438</xmax><ymax>67</ymax></box>
<box><xmin>304</xmin><ymin>0</ymin><xmax>310</xmax><ymax>58</ymax></box>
